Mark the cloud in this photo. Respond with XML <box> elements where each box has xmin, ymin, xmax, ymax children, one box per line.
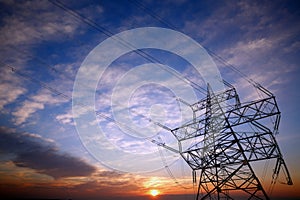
<box><xmin>0</xmin><ymin>126</ymin><xmax>96</xmax><ymax>179</ymax></box>
<box><xmin>181</xmin><ymin>1</ymin><xmax>300</xmax><ymax>100</ymax></box>
<box><xmin>12</xmin><ymin>100</ymin><xmax>44</xmax><ymax>125</ymax></box>
<box><xmin>0</xmin><ymin>126</ymin><xmax>191</xmax><ymax>198</ymax></box>
<box><xmin>56</xmin><ymin>112</ymin><xmax>74</xmax><ymax>125</ymax></box>
<box><xmin>0</xmin><ymin>0</ymin><xmax>81</xmax><ymax>46</ymax></box>
<box><xmin>0</xmin><ymin>67</ymin><xmax>27</xmax><ymax>111</ymax></box>
<box><xmin>0</xmin><ymin>160</ymin><xmax>148</xmax><ymax>199</ymax></box>
<box><xmin>183</xmin><ymin>1</ymin><xmax>300</xmax><ymax>54</ymax></box>
<box><xmin>12</xmin><ymin>89</ymin><xmax>69</xmax><ymax>125</ymax></box>
<box><xmin>0</xmin><ymin>1</ymin><xmax>104</xmax><ymax>72</ymax></box>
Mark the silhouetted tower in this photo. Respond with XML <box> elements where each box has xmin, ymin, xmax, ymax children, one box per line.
<box><xmin>165</xmin><ymin>81</ymin><xmax>293</xmax><ymax>199</ymax></box>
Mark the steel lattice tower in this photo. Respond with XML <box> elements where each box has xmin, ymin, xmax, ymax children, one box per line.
<box><xmin>164</xmin><ymin>81</ymin><xmax>293</xmax><ymax>200</ymax></box>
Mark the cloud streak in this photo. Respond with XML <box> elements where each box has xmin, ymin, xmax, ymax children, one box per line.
<box><xmin>12</xmin><ymin>89</ymin><xmax>69</xmax><ymax>125</ymax></box>
<box><xmin>0</xmin><ymin>0</ymin><xmax>80</xmax><ymax>46</ymax></box>
<box><xmin>0</xmin><ymin>126</ymin><xmax>96</xmax><ymax>179</ymax></box>
<box><xmin>0</xmin><ymin>67</ymin><xmax>27</xmax><ymax>111</ymax></box>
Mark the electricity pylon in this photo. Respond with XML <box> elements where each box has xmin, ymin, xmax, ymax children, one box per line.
<box><xmin>162</xmin><ymin>81</ymin><xmax>292</xmax><ymax>199</ymax></box>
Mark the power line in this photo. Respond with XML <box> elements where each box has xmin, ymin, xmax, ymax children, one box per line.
<box><xmin>5</xmin><ymin>16</ymin><xmax>191</xmax><ymax>190</ymax></box>
<box><xmin>7</xmin><ymin>45</ymin><xmax>73</xmax><ymax>81</ymax></box>
<box><xmin>48</xmin><ymin>0</ymin><xmax>207</xmax><ymax>95</ymax></box>
<box><xmin>2</xmin><ymin>61</ymin><xmax>151</xmax><ymax>137</ymax></box>
<box><xmin>128</xmin><ymin>0</ymin><xmax>266</xmax><ymax>91</ymax></box>
<box><xmin>128</xmin><ymin>0</ymin><xmax>177</xmax><ymax>30</ymax></box>
<box><xmin>2</xmin><ymin>60</ymin><xmax>192</xmax><ymax>189</ymax></box>
<box><xmin>2</xmin><ymin>61</ymin><xmax>71</xmax><ymax>101</ymax></box>
<box><xmin>157</xmin><ymin>136</ymin><xmax>192</xmax><ymax>190</ymax></box>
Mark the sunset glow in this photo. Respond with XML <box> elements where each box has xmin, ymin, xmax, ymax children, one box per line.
<box><xmin>150</xmin><ymin>189</ymin><xmax>160</xmax><ymax>197</ymax></box>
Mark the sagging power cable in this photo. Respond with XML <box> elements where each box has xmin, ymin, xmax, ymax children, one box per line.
<box><xmin>48</xmin><ymin>0</ymin><xmax>207</xmax><ymax>95</ymax></box>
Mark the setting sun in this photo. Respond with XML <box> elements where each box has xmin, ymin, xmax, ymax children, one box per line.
<box><xmin>149</xmin><ymin>189</ymin><xmax>160</xmax><ymax>197</ymax></box>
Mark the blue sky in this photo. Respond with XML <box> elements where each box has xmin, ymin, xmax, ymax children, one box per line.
<box><xmin>0</xmin><ymin>0</ymin><xmax>300</xmax><ymax>199</ymax></box>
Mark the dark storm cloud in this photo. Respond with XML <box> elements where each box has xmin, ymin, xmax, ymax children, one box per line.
<box><xmin>0</xmin><ymin>126</ymin><xmax>96</xmax><ymax>178</ymax></box>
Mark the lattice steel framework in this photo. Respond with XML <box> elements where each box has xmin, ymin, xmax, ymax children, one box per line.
<box><xmin>169</xmin><ymin>81</ymin><xmax>293</xmax><ymax>200</ymax></box>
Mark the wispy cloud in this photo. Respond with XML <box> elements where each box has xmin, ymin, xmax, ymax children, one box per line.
<box><xmin>12</xmin><ymin>89</ymin><xmax>69</xmax><ymax>125</ymax></box>
<box><xmin>181</xmin><ymin>1</ymin><xmax>300</xmax><ymax>100</ymax></box>
<box><xmin>0</xmin><ymin>67</ymin><xmax>27</xmax><ymax>111</ymax></box>
<box><xmin>0</xmin><ymin>0</ymin><xmax>81</xmax><ymax>46</ymax></box>
<box><xmin>56</xmin><ymin>112</ymin><xmax>75</xmax><ymax>125</ymax></box>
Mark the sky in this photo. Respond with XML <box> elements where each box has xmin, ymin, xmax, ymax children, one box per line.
<box><xmin>0</xmin><ymin>0</ymin><xmax>300</xmax><ymax>199</ymax></box>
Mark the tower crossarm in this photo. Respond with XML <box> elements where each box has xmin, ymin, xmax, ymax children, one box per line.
<box><xmin>191</xmin><ymin>87</ymin><xmax>240</xmax><ymax>112</ymax></box>
<box><xmin>171</xmin><ymin>117</ymin><xmax>206</xmax><ymax>141</ymax></box>
<box><xmin>171</xmin><ymin>96</ymin><xmax>280</xmax><ymax>142</ymax></box>
<box><xmin>225</xmin><ymin>96</ymin><xmax>280</xmax><ymax>129</ymax></box>
<box><xmin>150</xmin><ymin>139</ymin><xmax>179</xmax><ymax>154</ymax></box>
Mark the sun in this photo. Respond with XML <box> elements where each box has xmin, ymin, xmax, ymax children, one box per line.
<box><xmin>149</xmin><ymin>189</ymin><xmax>160</xmax><ymax>197</ymax></box>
